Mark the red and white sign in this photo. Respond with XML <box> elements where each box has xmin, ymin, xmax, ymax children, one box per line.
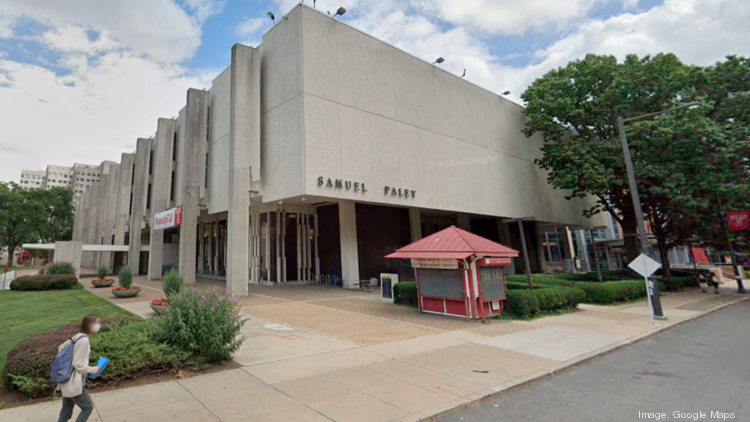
<box><xmin>154</xmin><ymin>206</ymin><xmax>183</xmax><ymax>230</ymax></box>
<box><xmin>727</xmin><ymin>210</ymin><xmax>750</xmax><ymax>231</ymax></box>
<box><xmin>411</xmin><ymin>258</ymin><xmax>459</xmax><ymax>269</ymax></box>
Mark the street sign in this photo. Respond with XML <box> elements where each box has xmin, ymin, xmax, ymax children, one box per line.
<box><xmin>727</xmin><ymin>210</ymin><xmax>750</xmax><ymax>231</ymax></box>
<box><xmin>628</xmin><ymin>253</ymin><xmax>661</xmax><ymax>278</ymax></box>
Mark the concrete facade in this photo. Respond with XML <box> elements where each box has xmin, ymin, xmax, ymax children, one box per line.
<box><xmin>73</xmin><ymin>4</ymin><xmax>604</xmax><ymax>296</ymax></box>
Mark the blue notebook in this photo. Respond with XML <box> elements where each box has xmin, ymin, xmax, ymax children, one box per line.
<box><xmin>88</xmin><ymin>357</ymin><xmax>109</xmax><ymax>379</ymax></box>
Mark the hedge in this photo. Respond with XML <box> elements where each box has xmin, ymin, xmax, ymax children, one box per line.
<box><xmin>656</xmin><ymin>276</ymin><xmax>698</xmax><ymax>292</ymax></box>
<box><xmin>10</xmin><ymin>274</ymin><xmax>79</xmax><ymax>291</ymax></box>
<box><xmin>394</xmin><ymin>281</ymin><xmax>418</xmax><ymax>307</ymax></box>
<box><xmin>507</xmin><ymin>286</ymin><xmax>586</xmax><ymax>317</ymax></box>
<box><xmin>574</xmin><ymin>281</ymin><xmax>646</xmax><ymax>304</ymax></box>
<box><xmin>2</xmin><ymin>318</ymin><xmax>196</xmax><ymax>397</ymax></box>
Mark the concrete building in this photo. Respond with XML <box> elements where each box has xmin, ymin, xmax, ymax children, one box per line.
<box><xmin>19</xmin><ymin>162</ymin><xmax>109</xmax><ymax>206</ymax></box>
<box><xmin>73</xmin><ymin>4</ymin><xmax>603</xmax><ymax>296</ymax></box>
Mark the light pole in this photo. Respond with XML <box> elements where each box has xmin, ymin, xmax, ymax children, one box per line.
<box><xmin>617</xmin><ymin>101</ymin><xmax>702</xmax><ymax>320</ymax></box>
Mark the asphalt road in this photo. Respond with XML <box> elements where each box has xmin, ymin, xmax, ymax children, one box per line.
<box><xmin>437</xmin><ymin>299</ymin><xmax>750</xmax><ymax>422</ymax></box>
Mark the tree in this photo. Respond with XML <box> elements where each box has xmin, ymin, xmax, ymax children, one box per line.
<box><xmin>25</xmin><ymin>187</ymin><xmax>75</xmax><ymax>243</ymax></box>
<box><xmin>521</xmin><ymin>53</ymin><xmax>750</xmax><ymax>275</ymax></box>
<box><xmin>0</xmin><ymin>182</ymin><xmax>34</xmax><ymax>263</ymax></box>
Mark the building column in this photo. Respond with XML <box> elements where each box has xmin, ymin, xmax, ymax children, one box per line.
<box><xmin>534</xmin><ymin>222</ymin><xmax>547</xmax><ymax>273</ymax></box>
<box><xmin>226</xmin><ymin>44</ymin><xmax>259</xmax><ymax>296</ymax></box>
<box><xmin>114</xmin><ymin>153</ymin><xmax>134</xmax><ymax>272</ymax></box>
<box><xmin>178</xmin><ymin>89</ymin><xmax>207</xmax><ymax>286</ymax></box>
<box><xmin>409</xmin><ymin>208</ymin><xmax>422</xmax><ymax>242</ymax></box>
<box><xmin>497</xmin><ymin>220</ymin><xmax>516</xmax><ymax>275</ymax></box>
<box><xmin>562</xmin><ymin>226</ymin><xmax>576</xmax><ymax>272</ymax></box>
<box><xmin>147</xmin><ymin>119</ymin><xmax>173</xmax><ymax>281</ymax></box>
<box><xmin>339</xmin><ymin>200</ymin><xmax>359</xmax><ymax>286</ymax></box>
<box><xmin>128</xmin><ymin>138</ymin><xmax>151</xmax><ymax>274</ymax></box>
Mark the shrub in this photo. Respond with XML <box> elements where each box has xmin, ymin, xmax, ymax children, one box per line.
<box><xmin>9</xmin><ymin>274</ymin><xmax>78</xmax><ymax>291</ymax></box>
<box><xmin>155</xmin><ymin>288</ymin><xmax>244</xmax><ymax>363</ymax></box>
<box><xmin>507</xmin><ymin>286</ymin><xmax>584</xmax><ymax>317</ymax></box>
<box><xmin>2</xmin><ymin>318</ymin><xmax>131</xmax><ymax>397</ymax></box>
<box><xmin>97</xmin><ymin>265</ymin><xmax>108</xmax><ymax>279</ymax></box>
<box><xmin>89</xmin><ymin>320</ymin><xmax>195</xmax><ymax>384</ymax></box>
<box><xmin>393</xmin><ymin>281</ymin><xmax>418</xmax><ymax>307</ymax></box>
<box><xmin>163</xmin><ymin>269</ymin><xmax>184</xmax><ymax>298</ymax></box>
<box><xmin>47</xmin><ymin>261</ymin><xmax>77</xmax><ymax>275</ymax></box>
<box><xmin>656</xmin><ymin>276</ymin><xmax>698</xmax><ymax>292</ymax></box>
<box><xmin>576</xmin><ymin>280</ymin><xmax>646</xmax><ymax>304</ymax></box>
<box><xmin>118</xmin><ymin>265</ymin><xmax>133</xmax><ymax>288</ymax></box>
<box><xmin>505</xmin><ymin>274</ymin><xmax>577</xmax><ymax>287</ymax></box>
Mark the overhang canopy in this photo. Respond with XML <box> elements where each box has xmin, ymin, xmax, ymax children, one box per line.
<box><xmin>386</xmin><ymin>226</ymin><xmax>519</xmax><ymax>260</ymax></box>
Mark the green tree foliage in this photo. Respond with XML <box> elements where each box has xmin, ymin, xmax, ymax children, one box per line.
<box><xmin>522</xmin><ymin>53</ymin><xmax>750</xmax><ymax>274</ymax></box>
<box><xmin>25</xmin><ymin>186</ymin><xmax>75</xmax><ymax>243</ymax></box>
<box><xmin>0</xmin><ymin>182</ymin><xmax>34</xmax><ymax>260</ymax></box>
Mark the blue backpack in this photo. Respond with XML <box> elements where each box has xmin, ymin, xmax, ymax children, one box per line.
<box><xmin>50</xmin><ymin>335</ymin><xmax>87</xmax><ymax>384</ymax></box>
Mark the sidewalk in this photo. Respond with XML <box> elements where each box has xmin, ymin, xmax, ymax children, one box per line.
<box><xmin>1</xmin><ymin>278</ymin><xmax>745</xmax><ymax>422</ymax></box>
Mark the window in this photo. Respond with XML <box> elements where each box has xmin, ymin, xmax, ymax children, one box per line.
<box><xmin>172</xmin><ymin>132</ymin><xmax>177</xmax><ymax>161</ymax></box>
<box><xmin>146</xmin><ymin>183</ymin><xmax>152</xmax><ymax>209</ymax></box>
<box><xmin>129</xmin><ymin>192</ymin><xmax>133</xmax><ymax>215</ymax></box>
<box><xmin>170</xmin><ymin>170</ymin><xmax>175</xmax><ymax>201</ymax></box>
<box><xmin>148</xmin><ymin>150</ymin><xmax>153</xmax><ymax>176</ymax></box>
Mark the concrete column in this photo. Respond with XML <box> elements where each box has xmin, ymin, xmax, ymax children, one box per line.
<box><xmin>534</xmin><ymin>222</ymin><xmax>548</xmax><ymax>273</ymax></box>
<box><xmin>114</xmin><ymin>154</ymin><xmax>135</xmax><ymax>271</ymax></box>
<box><xmin>497</xmin><ymin>220</ymin><xmax>516</xmax><ymax>275</ymax></box>
<box><xmin>226</xmin><ymin>44</ymin><xmax>259</xmax><ymax>297</ymax></box>
<box><xmin>457</xmin><ymin>213</ymin><xmax>471</xmax><ymax>231</ymax></box>
<box><xmin>409</xmin><ymin>208</ymin><xmax>422</xmax><ymax>242</ymax></box>
<box><xmin>562</xmin><ymin>226</ymin><xmax>576</xmax><ymax>272</ymax></box>
<box><xmin>178</xmin><ymin>89</ymin><xmax>207</xmax><ymax>286</ymax></box>
<box><xmin>148</xmin><ymin>119</ymin><xmax>174</xmax><ymax>281</ymax></box>
<box><xmin>339</xmin><ymin>200</ymin><xmax>359</xmax><ymax>285</ymax></box>
<box><xmin>128</xmin><ymin>138</ymin><xmax>151</xmax><ymax>274</ymax></box>
<box><xmin>55</xmin><ymin>241</ymin><xmax>83</xmax><ymax>279</ymax></box>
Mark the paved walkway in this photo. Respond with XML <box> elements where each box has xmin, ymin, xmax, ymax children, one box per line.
<box><xmin>1</xmin><ymin>274</ymin><xmax>746</xmax><ymax>422</ymax></box>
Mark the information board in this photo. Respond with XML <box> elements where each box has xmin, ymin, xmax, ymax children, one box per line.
<box><xmin>417</xmin><ymin>268</ymin><xmax>464</xmax><ymax>300</ymax></box>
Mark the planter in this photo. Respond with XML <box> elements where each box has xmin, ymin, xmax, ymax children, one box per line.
<box><xmin>92</xmin><ymin>279</ymin><xmax>115</xmax><ymax>288</ymax></box>
<box><xmin>111</xmin><ymin>287</ymin><xmax>142</xmax><ymax>298</ymax></box>
<box><xmin>149</xmin><ymin>304</ymin><xmax>170</xmax><ymax>315</ymax></box>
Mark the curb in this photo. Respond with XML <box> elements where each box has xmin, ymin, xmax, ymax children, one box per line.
<box><xmin>425</xmin><ymin>294</ymin><xmax>748</xmax><ymax>421</ymax></box>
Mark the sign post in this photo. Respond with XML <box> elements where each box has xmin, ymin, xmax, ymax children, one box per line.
<box><xmin>628</xmin><ymin>253</ymin><xmax>662</xmax><ymax>324</ymax></box>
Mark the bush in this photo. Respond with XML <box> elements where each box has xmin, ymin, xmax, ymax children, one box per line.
<box><xmin>656</xmin><ymin>276</ymin><xmax>698</xmax><ymax>292</ymax></box>
<box><xmin>505</xmin><ymin>274</ymin><xmax>577</xmax><ymax>287</ymax></box>
<box><xmin>118</xmin><ymin>265</ymin><xmax>133</xmax><ymax>288</ymax></box>
<box><xmin>97</xmin><ymin>265</ymin><xmax>108</xmax><ymax>279</ymax></box>
<box><xmin>90</xmin><ymin>320</ymin><xmax>195</xmax><ymax>384</ymax></box>
<box><xmin>163</xmin><ymin>269</ymin><xmax>184</xmax><ymax>298</ymax></box>
<box><xmin>47</xmin><ymin>261</ymin><xmax>76</xmax><ymax>275</ymax></box>
<box><xmin>393</xmin><ymin>281</ymin><xmax>418</xmax><ymax>307</ymax></box>
<box><xmin>10</xmin><ymin>274</ymin><xmax>78</xmax><ymax>291</ymax></box>
<box><xmin>155</xmin><ymin>288</ymin><xmax>244</xmax><ymax>363</ymax></box>
<box><xmin>2</xmin><ymin>318</ymin><xmax>131</xmax><ymax>397</ymax></box>
<box><xmin>575</xmin><ymin>280</ymin><xmax>646</xmax><ymax>304</ymax></box>
<box><xmin>507</xmin><ymin>286</ymin><xmax>585</xmax><ymax>317</ymax></box>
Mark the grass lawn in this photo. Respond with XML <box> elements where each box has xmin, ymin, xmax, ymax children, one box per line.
<box><xmin>0</xmin><ymin>289</ymin><xmax>139</xmax><ymax>370</ymax></box>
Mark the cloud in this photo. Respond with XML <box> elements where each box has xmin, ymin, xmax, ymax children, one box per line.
<box><xmin>414</xmin><ymin>0</ymin><xmax>604</xmax><ymax>35</ymax></box>
<box><xmin>236</xmin><ymin>17</ymin><xmax>267</xmax><ymax>46</ymax></box>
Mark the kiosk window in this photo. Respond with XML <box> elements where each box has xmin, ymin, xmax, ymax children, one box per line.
<box><xmin>418</xmin><ymin>268</ymin><xmax>464</xmax><ymax>300</ymax></box>
<box><xmin>479</xmin><ymin>267</ymin><xmax>506</xmax><ymax>300</ymax></box>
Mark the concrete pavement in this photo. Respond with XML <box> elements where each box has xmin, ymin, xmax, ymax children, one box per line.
<box><xmin>436</xmin><ymin>297</ymin><xmax>750</xmax><ymax>422</ymax></box>
<box><xmin>1</xmin><ymin>275</ymin><xmax>746</xmax><ymax>422</ymax></box>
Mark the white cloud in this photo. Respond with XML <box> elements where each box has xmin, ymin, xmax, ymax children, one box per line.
<box><xmin>236</xmin><ymin>17</ymin><xmax>267</xmax><ymax>46</ymax></box>
<box><xmin>414</xmin><ymin>0</ymin><xmax>604</xmax><ymax>35</ymax></box>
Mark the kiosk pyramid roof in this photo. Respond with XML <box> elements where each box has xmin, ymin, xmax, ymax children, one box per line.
<box><xmin>386</xmin><ymin>226</ymin><xmax>518</xmax><ymax>260</ymax></box>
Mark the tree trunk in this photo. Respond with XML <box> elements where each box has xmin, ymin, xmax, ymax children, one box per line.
<box><xmin>656</xmin><ymin>238</ymin><xmax>672</xmax><ymax>280</ymax></box>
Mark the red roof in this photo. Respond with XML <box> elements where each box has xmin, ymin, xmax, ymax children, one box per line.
<box><xmin>386</xmin><ymin>226</ymin><xmax>519</xmax><ymax>260</ymax></box>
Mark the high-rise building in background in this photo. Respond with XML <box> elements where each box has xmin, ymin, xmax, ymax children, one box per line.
<box><xmin>19</xmin><ymin>162</ymin><xmax>114</xmax><ymax>206</ymax></box>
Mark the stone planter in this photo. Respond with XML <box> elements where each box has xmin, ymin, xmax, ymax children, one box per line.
<box><xmin>111</xmin><ymin>287</ymin><xmax>141</xmax><ymax>298</ymax></box>
<box><xmin>92</xmin><ymin>279</ymin><xmax>115</xmax><ymax>288</ymax></box>
<box><xmin>149</xmin><ymin>304</ymin><xmax>170</xmax><ymax>315</ymax></box>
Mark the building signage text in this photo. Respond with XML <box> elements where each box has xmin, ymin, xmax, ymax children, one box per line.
<box><xmin>317</xmin><ymin>176</ymin><xmax>415</xmax><ymax>200</ymax></box>
<box><xmin>154</xmin><ymin>205</ymin><xmax>183</xmax><ymax>230</ymax></box>
<box><xmin>411</xmin><ymin>258</ymin><xmax>459</xmax><ymax>269</ymax></box>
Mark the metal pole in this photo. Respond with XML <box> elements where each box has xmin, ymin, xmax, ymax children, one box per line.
<box><xmin>617</xmin><ymin>117</ymin><xmax>665</xmax><ymax>318</ymax></box>
<box><xmin>517</xmin><ymin>220</ymin><xmax>533</xmax><ymax>291</ymax></box>
<box><xmin>589</xmin><ymin>229</ymin><xmax>603</xmax><ymax>283</ymax></box>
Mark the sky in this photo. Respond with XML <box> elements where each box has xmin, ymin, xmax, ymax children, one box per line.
<box><xmin>0</xmin><ymin>0</ymin><xmax>748</xmax><ymax>182</ymax></box>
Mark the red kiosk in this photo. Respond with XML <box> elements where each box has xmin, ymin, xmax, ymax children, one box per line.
<box><xmin>386</xmin><ymin>226</ymin><xmax>518</xmax><ymax>322</ymax></box>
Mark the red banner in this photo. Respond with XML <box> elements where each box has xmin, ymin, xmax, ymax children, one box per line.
<box><xmin>727</xmin><ymin>210</ymin><xmax>750</xmax><ymax>231</ymax></box>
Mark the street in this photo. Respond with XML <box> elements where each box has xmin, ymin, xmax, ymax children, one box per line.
<box><xmin>437</xmin><ymin>299</ymin><xmax>750</xmax><ymax>422</ymax></box>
